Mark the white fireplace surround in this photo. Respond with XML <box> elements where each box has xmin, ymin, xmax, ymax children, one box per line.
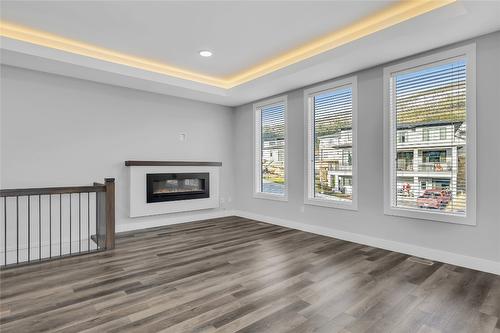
<box><xmin>127</xmin><ymin>162</ymin><xmax>221</xmax><ymax>217</ymax></box>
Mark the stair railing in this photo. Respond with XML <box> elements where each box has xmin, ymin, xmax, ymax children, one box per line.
<box><xmin>0</xmin><ymin>178</ymin><xmax>115</xmax><ymax>268</ymax></box>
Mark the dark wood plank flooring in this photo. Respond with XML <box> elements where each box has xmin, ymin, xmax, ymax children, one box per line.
<box><xmin>1</xmin><ymin>216</ymin><xmax>499</xmax><ymax>333</ymax></box>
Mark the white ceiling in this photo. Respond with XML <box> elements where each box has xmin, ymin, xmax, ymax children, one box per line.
<box><xmin>1</xmin><ymin>1</ymin><xmax>500</xmax><ymax>107</ymax></box>
<box><xmin>0</xmin><ymin>0</ymin><xmax>393</xmax><ymax>78</ymax></box>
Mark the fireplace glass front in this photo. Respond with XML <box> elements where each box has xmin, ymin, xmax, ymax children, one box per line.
<box><xmin>146</xmin><ymin>173</ymin><xmax>209</xmax><ymax>203</ymax></box>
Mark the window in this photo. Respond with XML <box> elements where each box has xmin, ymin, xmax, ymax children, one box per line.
<box><xmin>422</xmin><ymin>128</ymin><xmax>430</xmax><ymax>141</ymax></box>
<box><xmin>305</xmin><ymin>77</ymin><xmax>357</xmax><ymax>209</ymax></box>
<box><xmin>254</xmin><ymin>96</ymin><xmax>287</xmax><ymax>200</ymax></box>
<box><xmin>439</xmin><ymin>127</ymin><xmax>447</xmax><ymax>140</ymax></box>
<box><xmin>422</xmin><ymin>150</ymin><xmax>446</xmax><ymax>163</ymax></box>
<box><xmin>397</xmin><ymin>151</ymin><xmax>414</xmax><ymax>171</ymax></box>
<box><xmin>398</xmin><ymin>131</ymin><xmax>407</xmax><ymax>143</ymax></box>
<box><xmin>384</xmin><ymin>44</ymin><xmax>476</xmax><ymax>225</ymax></box>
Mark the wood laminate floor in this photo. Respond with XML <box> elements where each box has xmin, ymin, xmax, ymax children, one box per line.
<box><xmin>0</xmin><ymin>216</ymin><xmax>499</xmax><ymax>333</ymax></box>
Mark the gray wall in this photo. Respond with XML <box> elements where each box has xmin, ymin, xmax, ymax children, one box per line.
<box><xmin>233</xmin><ymin>32</ymin><xmax>500</xmax><ymax>263</ymax></box>
<box><xmin>0</xmin><ymin>66</ymin><xmax>235</xmax><ymax>229</ymax></box>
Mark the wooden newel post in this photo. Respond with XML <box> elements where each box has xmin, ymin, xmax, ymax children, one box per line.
<box><xmin>104</xmin><ymin>178</ymin><xmax>115</xmax><ymax>249</ymax></box>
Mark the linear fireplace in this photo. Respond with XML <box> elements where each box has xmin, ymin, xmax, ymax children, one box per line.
<box><xmin>146</xmin><ymin>173</ymin><xmax>209</xmax><ymax>203</ymax></box>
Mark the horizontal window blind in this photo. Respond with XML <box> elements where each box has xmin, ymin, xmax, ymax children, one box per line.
<box><xmin>391</xmin><ymin>59</ymin><xmax>467</xmax><ymax>215</ymax></box>
<box><xmin>259</xmin><ymin>103</ymin><xmax>286</xmax><ymax>195</ymax></box>
<box><xmin>313</xmin><ymin>86</ymin><xmax>353</xmax><ymax>202</ymax></box>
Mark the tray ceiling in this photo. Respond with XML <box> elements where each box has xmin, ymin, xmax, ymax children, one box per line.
<box><xmin>1</xmin><ymin>1</ymin><xmax>499</xmax><ymax>106</ymax></box>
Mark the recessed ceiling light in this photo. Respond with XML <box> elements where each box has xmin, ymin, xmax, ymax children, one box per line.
<box><xmin>199</xmin><ymin>50</ymin><xmax>213</xmax><ymax>57</ymax></box>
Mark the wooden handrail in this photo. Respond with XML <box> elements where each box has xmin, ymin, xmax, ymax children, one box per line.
<box><xmin>0</xmin><ymin>185</ymin><xmax>106</xmax><ymax>197</ymax></box>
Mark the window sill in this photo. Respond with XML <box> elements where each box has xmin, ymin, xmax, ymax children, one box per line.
<box><xmin>384</xmin><ymin>206</ymin><xmax>476</xmax><ymax>226</ymax></box>
<box><xmin>253</xmin><ymin>192</ymin><xmax>288</xmax><ymax>202</ymax></box>
<box><xmin>304</xmin><ymin>197</ymin><xmax>358</xmax><ymax>211</ymax></box>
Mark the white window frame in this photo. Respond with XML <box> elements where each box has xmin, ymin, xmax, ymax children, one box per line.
<box><xmin>304</xmin><ymin>76</ymin><xmax>358</xmax><ymax>210</ymax></box>
<box><xmin>253</xmin><ymin>95</ymin><xmax>288</xmax><ymax>201</ymax></box>
<box><xmin>383</xmin><ymin>44</ymin><xmax>476</xmax><ymax>225</ymax></box>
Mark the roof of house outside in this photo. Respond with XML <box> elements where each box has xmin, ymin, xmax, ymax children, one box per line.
<box><xmin>396</xmin><ymin>120</ymin><xmax>463</xmax><ymax>130</ymax></box>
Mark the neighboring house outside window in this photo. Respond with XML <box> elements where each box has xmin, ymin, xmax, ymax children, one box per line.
<box><xmin>384</xmin><ymin>44</ymin><xmax>476</xmax><ymax>225</ymax></box>
<box><xmin>305</xmin><ymin>76</ymin><xmax>358</xmax><ymax>210</ymax></box>
<box><xmin>254</xmin><ymin>96</ymin><xmax>288</xmax><ymax>200</ymax></box>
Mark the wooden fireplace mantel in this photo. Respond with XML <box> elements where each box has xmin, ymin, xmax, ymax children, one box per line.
<box><xmin>124</xmin><ymin>161</ymin><xmax>222</xmax><ymax>167</ymax></box>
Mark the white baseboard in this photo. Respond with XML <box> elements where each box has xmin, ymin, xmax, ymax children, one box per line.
<box><xmin>233</xmin><ymin>210</ymin><xmax>500</xmax><ymax>276</ymax></box>
<box><xmin>116</xmin><ymin>209</ymin><xmax>236</xmax><ymax>233</ymax></box>
<box><xmin>1</xmin><ymin>239</ymin><xmax>97</xmax><ymax>266</ymax></box>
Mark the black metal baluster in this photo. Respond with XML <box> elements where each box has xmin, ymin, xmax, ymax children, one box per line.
<box><xmin>87</xmin><ymin>193</ymin><xmax>90</xmax><ymax>252</ymax></box>
<box><xmin>79</xmin><ymin>193</ymin><xmax>81</xmax><ymax>253</ymax></box>
<box><xmin>59</xmin><ymin>194</ymin><xmax>62</xmax><ymax>256</ymax></box>
<box><xmin>49</xmin><ymin>195</ymin><xmax>52</xmax><ymax>259</ymax></box>
<box><xmin>4</xmin><ymin>197</ymin><xmax>7</xmax><ymax>265</ymax></box>
<box><xmin>95</xmin><ymin>192</ymin><xmax>98</xmax><ymax>250</ymax></box>
<box><xmin>69</xmin><ymin>193</ymin><xmax>72</xmax><ymax>255</ymax></box>
<box><xmin>28</xmin><ymin>196</ymin><xmax>30</xmax><ymax>262</ymax></box>
<box><xmin>16</xmin><ymin>196</ymin><xmax>19</xmax><ymax>264</ymax></box>
<box><xmin>38</xmin><ymin>194</ymin><xmax>41</xmax><ymax>261</ymax></box>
